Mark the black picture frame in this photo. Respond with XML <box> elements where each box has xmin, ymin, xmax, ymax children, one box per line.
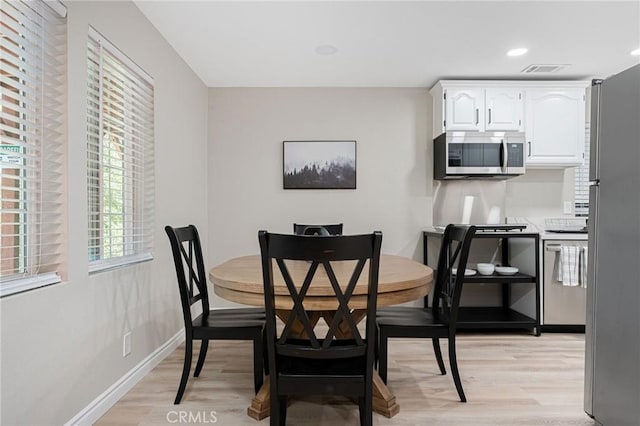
<box><xmin>283</xmin><ymin>140</ymin><xmax>356</xmax><ymax>189</ymax></box>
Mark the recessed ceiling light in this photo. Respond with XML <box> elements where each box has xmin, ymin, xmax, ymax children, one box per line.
<box><xmin>315</xmin><ymin>45</ymin><xmax>338</xmax><ymax>55</ymax></box>
<box><xmin>631</xmin><ymin>48</ymin><xmax>640</xmax><ymax>56</ymax></box>
<box><xmin>507</xmin><ymin>48</ymin><xmax>528</xmax><ymax>57</ymax></box>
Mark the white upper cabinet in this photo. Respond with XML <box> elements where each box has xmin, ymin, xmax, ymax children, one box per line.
<box><xmin>430</xmin><ymin>80</ymin><xmax>588</xmax><ymax>168</ymax></box>
<box><xmin>444</xmin><ymin>88</ymin><xmax>485</xmax><ymax>131</ymax></box>
<box><xmin>432</xmin><ymin>83</ymin><xmax>524</xmax><ymax>134</ymax></box>
<box><xmin>485</xmin><ymin>88</ymin><xmax>523</xmax><ymax>132</ymax></box>
<box><xmin>524</xmin><ymin>88</ymin><xmax>586</xmax><ymax>167</ymax></box>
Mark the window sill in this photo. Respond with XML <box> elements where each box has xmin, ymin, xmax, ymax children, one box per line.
<box><xmin>89</xmin><ymin>252</ymin><xmax>154</xmax><ymax>274</ymax></box>
<box><xmin>0</xmin><ymin>272</ymin><xmax>62</xmax><ymax>298</ymax></box>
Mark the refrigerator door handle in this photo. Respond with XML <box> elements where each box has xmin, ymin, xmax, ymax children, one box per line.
<box><xmin>589</xmin><ymin>79</ymin><xmax>603</xmax><ymax>182</ymax></box>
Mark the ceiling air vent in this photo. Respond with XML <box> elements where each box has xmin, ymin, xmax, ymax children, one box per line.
<box><xmin>521</xmin><ymin>64</ymin><xmax>569</xmax><ymax>74</ymax></box>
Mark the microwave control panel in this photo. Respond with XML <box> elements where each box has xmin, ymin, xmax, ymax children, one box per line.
<box><xmin>507</xmin><ymin>143</ymin><xmax>524</xmax><ymax>167</ymax></box>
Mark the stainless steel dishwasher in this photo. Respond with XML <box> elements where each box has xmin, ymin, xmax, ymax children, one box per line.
<box><xmin>543</xmin><ymin>240</ymin><xmax>588</xmax><ymax>327</ymax></box>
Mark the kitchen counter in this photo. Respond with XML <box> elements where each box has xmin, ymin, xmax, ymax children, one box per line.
<box><xmin>425</xmin><ymin>225</ymin><xmax>587</xmax><ymax>240</ymax></box>
<box><xmin>424</xmin><ymin>225</ymin><xmax>540</xmax><ymax>238</ymax></box>
<box><xmin>505</xmin><ymin>217</ymin><xmax>589</xmax><ymax>241</ymax></box>
<box><xmin>539</xmin><ymin>231</ymin><xmax>588</xmax><ymax>241</ymax></box>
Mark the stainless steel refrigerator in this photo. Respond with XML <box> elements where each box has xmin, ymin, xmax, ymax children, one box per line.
<box><xmin>584</xmin><ymin>64</ymin><xmax>640</xmax><ymax>425</ymax></box>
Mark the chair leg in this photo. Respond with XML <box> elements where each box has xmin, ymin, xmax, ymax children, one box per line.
<box><xmin>253</xmin><ymin>336</ymin><xmax>264</xmax><ymax>394</ymax></box>
<box><xmin>373</xmin><ymin>326</ymin><xmax>379</xmax><ymax>369</ymax></box>
<box><xmin>359</xmin><ymin>377</ymin><xmax>373</xmax><ymax>426</ymax></box>
<box><xmin>262</xmin><ymin>327</ymin><xmax>269</xmax><ymax>376</ymax></box>
<box><xmin>278</xmin><ymin>396</ymin><xmax>287</xmax><ymax>426</ymax></box>
<box><xmin>448</xmin><ymin>334</ymin><xmax>467</xmax><ymax>402</ymax></box>
<box><xmin>269</xmin><ymin>397</ymin><xmax>278</xmax><ymax>426</ymax></box>
<box><xmin>378</xmin><ymin>332</ymin><xmax>389</xmax><ymax>384</ymax></box>
<box><xmin>194</xmin><ymin>339</ymin><xmax>209</xmax><ymax>377</ymax></box>
<box><xmin>432</xmin><ymin>338</ymin><xmax>446</xmax><ymax>375</ymax></box>
<box><xmin>175</xmin><ymin>339</ymin><xmax>193</xmax><ymax>404</ymax></box>
<box><xmin>270</xmin><ymin>394</ymin><xmax>286</xmax><ymax>426</ymax></box>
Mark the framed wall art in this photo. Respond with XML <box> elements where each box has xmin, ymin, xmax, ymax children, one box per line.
<box><xmin>283</xmin><ymin>140</ymin><xmax>356</xmax><ymax>189</ymax></box>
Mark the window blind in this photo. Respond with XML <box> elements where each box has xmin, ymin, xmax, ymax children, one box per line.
<box><xmin>86</xmin><ymin>27</ymin><xmax>154</xmax><ymax>272</ymax></box>
<box><xmin>574</xmin><ymin>123</ymin><xmax>590</xmax><ymax>217</ymax></box>
<box><xmin>0</xmin><ymin>0</ymin><xmax>66</xmax><ymax>296</ymax></box>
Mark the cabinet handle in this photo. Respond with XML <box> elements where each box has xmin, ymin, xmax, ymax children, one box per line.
<box><xmin>475</xmin><ymin>109</ymin><xmax>479</xmax><ymax>125</ymax></box>
<box><xmin>488</xmin><ymin>108</ymin><xmax>492</xmax><ymax>124</ymax></box>
<box><xmin>528</xmin><ymin>141</ymin><xmax>532</xmax><ymax>157</ymax></box>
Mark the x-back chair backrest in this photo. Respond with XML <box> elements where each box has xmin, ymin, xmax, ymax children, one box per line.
<box><xmin>259</xmin><ymin>231</ymin><xmax>382</xmax><ymax>360</ymax></box>
<box><xmin>165</xmin><ymin>225</ymin><xmax>210</xmax><ymax>329</ymax></box>
<box><xmin>432</xmin><ymin>225</ymin><xmax>476</xmax><ymax>325</ymax></box>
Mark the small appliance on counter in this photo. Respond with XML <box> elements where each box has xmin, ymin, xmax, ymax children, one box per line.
<box><xmin>544</xmin><ymin>218</ymin><xmax>588</xmax><ymax>234</ymax></box>
<box><xmin>473</xmin><ymin>224</ymin><xmax>527</xmax><ymax>233</ymax></box>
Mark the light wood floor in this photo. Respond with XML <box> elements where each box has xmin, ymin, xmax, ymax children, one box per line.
<box><xmin>97</xmin><ymin>332</ymin><xmax>596</xmax><ymax>425</ymax></box>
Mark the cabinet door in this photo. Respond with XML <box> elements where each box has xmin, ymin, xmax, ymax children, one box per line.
<box><xmin>524</xmin><ymin>89</ymin><xmax>586</xmax><ymax>167</ymax></box>
<box><xmin>485</xmin><ymin>88</ymin><xmax>523</xmax><ymax>131</ymax></box>
<box><xmin>445</xmin><ymin>88</ymin><xmax>485</xmax><ymax>131</ymax></box>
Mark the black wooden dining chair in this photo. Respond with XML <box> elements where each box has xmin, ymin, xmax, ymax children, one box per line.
<box><xmin>165</xmin><ymin>225</ymin><xmax>266</xmax><ymax>404</ymax></box>
<box><xmin>258</xmin><ymin>230</ymin><xmax>383</xmax><ymax>426</ymax></box>
<box><xmin>293</xmin><ymin>223</ymin><xmax>343</xmax><ymax>236</ymax></box>
<box><xmin>376</xmin><ymin>224</ymin><xmax>476</xmax><ymax>402</ymax></box>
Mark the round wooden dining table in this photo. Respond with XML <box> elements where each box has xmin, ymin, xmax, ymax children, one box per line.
<box><xmin>209</xmin><ymin>254</ymin><xmax>433</xmax><ymax>420</ymax></box>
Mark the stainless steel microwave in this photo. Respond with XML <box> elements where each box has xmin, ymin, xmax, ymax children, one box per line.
<box><xmin>433</xmin><ymin>132</ymin><xmax>526</xmax><ymax>180</ymax></box>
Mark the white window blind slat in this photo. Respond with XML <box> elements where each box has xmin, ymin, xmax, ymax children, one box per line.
<box><xmin>43</xmin><ymin>0</ymin><xmax>66</xmax><ymax>18</ymax></box>
<box><xmin>86</xmin><ymin>27</ymin><xmax>155</xmax><ymax>272</ymax></box>
<box><xmin>0</xmin><ymin>0</ymin><xmax>66</xmax><ymax>295</ymax></box>
<box><xmin>0</xmin><ymin>38</ymin><xmax>45</xmax><ymax>72</ymax></box>
<box><xmin>574</xmin><ymin>124</ymin><xmax>590</xmax><ymax>217</ymax></box>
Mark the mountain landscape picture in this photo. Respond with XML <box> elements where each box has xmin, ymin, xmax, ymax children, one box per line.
<box><xmin>283</xmin><ymin>141</ymin><xmax>356</xmax><ymax>189</ymax></box>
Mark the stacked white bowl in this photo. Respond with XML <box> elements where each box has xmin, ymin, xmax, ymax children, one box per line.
<box><xmin>476</xmin><ymin>263</ymin><xmax>495</xmax><ymax>275</ymax></box>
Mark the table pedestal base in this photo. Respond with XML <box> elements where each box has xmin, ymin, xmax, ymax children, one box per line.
<box><xmin>372</xmin><ymin>373</ymin><xmax>400</xmax><ymax>417</ymax></box>
<box><xmin>247</xmin><ymin>380</ymin><xmax>271</xmax><ymax>420</ymax></box>
<box><xmin>246</xmin><ymin>372</ymin><xmax>399</xmax><ymax>420</ymax></box>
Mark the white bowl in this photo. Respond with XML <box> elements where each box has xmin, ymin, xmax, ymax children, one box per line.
<box><xmin>476</xmin><ymin>263</ymin><xmax>495</xmax><ymax>275</ymax></box>
<box><xmin>495</xmin><ymin>266</ymin><xmax>519</xmax><ymax>275</ymax></box>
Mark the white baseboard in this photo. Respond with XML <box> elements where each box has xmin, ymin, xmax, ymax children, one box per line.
<box><xmin>65</xmin><ymin>329</ymin><xmax>185</xmax><ymax>426</ymax></box>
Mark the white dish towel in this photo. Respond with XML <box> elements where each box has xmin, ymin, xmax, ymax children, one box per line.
<box><xmin>557</xmin><ymin>246</ymin><xmax>580</xmax><ymax>286</ymax></box>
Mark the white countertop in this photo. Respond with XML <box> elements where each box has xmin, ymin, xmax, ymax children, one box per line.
<box><xmin>507</xmin><ymin>217</ymin><xmax>589</xmax><ymax>240</ymax></box>
<box><xmin>538</xmin><ymin>231</ymin><xmax>588</xmax><ymax>241</ymax></box>
<box><xmin>425</xmin><ymin>219</ymin><xmax>589</xmax><ymax>240</ymax></box>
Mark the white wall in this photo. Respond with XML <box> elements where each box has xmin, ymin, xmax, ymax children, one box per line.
<box><xmin>0</xmin><ymin>1</ymin><xmax>208</xmax><ymax>424</ymax></box>
<box><xmin>207</xmin><ymin>88</ymin><xmax>432</xmax><ymax>306</ymax></box>
<box><xmin>506</xmin><ymin>168</ymin><xmax>575</xmax><ymax>218</ymax></box>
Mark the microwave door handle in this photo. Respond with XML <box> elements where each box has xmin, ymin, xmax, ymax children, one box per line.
<box><xmin>501</xmin><ymin>139</ymin><xmax>507</xmax><ymax>172</ymax></box>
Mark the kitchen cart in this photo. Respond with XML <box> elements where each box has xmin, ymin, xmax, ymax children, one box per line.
<box><xmin>423</xmin><ymin>226</ymin><xmax>541</xmax><ymax>336</ymax></box>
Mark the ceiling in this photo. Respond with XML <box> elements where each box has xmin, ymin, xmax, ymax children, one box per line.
<box><xmin>134</xmin><ymin>1</ymin><xmax>640</xmax><ymax>88</ymax></box>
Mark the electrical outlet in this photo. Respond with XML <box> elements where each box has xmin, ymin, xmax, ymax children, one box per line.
<box><xmin>123</xmin><ymin>332</ymin><xmax>132</xmax><ymax>357</ymax></box>
<box><xmin>563</xmin><ymin>201</ymin><xmax>572</xmax><ymax>214</ymax></box>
